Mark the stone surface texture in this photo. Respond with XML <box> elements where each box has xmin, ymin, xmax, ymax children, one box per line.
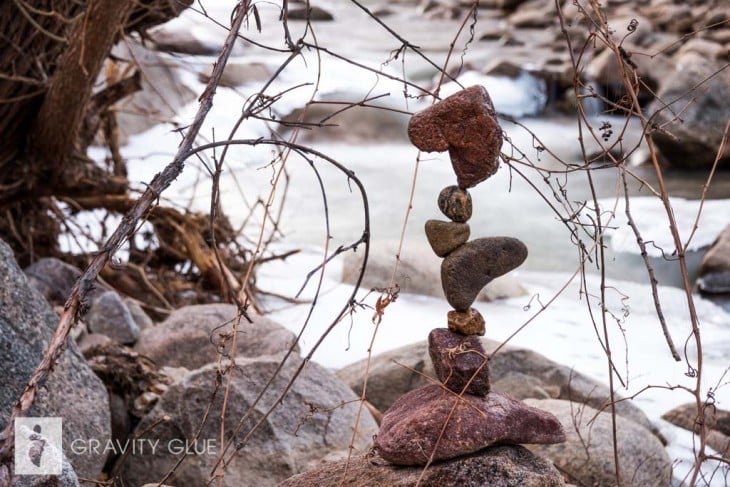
<box><xmin>87</xmin><ymin>290</ymin><xmax>140</xmax><ymax>344</ymax></box>
<box><xmin>425</xmin><ymin>220</ymin><xmax>470</xmax><ymax>257</ymax></box>
<box><xmin>375</xmin><ymin>385</ymin><xmax>565</xmax><ymax>465</ymax></box>
<box><xmin>437</xmin><ymin>186</ymin><xmax>473</xmax><ymax>223</ymax></box>
<box><xmin>408</xmin><ymin>85</ymin><xmax>503</xmax><ymax>188</ymax></box>
<box><xmin>441</xmin><ymin>237</ymin><xmax>528</xmax><ymax>311</ymax></box>
<box><xmin>428</xmin><ymin>328</ymin><xmax>490</xmax><ymax>395</ymax></box>
<box><xmin>134</xmin><ymin>303</ymin><xmax>299</xmax><ymax>369</ymax></box>
<box><xmin>119</xmin><ymin>356</ymin><xmax>377</xmax><ymax>486</ymax></box>
<box><xmin>526</xmin><ymin>399</ymin><xmax>672</xmax><ymax>487</ymax></box>
<box><xmin>0</xmin><ymin>239</ymin><xmax>110</xmax><ymax>479</ymax></box>
<box><xmin>279</xmin><ymin>446</ymin><xmax>565</xmax><ymax>487</ymax></box>
<box><xmin>447</xmin><ymin>308</ymin><xmax>486</xmax><ymax>336</ymax></box>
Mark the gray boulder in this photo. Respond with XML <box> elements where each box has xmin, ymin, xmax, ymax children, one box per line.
<box><xmin>134</xmin><ymin>303</ymin><xmax>300</xmax><ymax>369</ymax></box>
<box><xmin>526</xmin><ymin>399</ymin><xmax>672</xmax><ymax>487</ymax></box>
<box><xmin>337</xmin><ymin>338</ymin><xmax>655</xmax><ymax>434</ymax></box>
<box><xmin>118</xmin><ymin>356</ymin><xmax>378</xmax><ymax>486</ymax></box>
<box><xmin>87</xmin><ymin>290</ymin><xmax>140</xmax><ymax>344</ymax></box>
<box><xmin>0</xmin><ymin>239</ymin><xmax>111</xmax><ymax>479</ymax></box>
<box><xmin>108</xmin><ymin>41</ymin><xmax>196</xmax><ymax>143</ymax></box>
<box><xmin>586</xmin><ymin>41</ymin><xmax>672</xmax><ymax>105</ymax></box>
<box><xmin>24</xmin><ymin>257</ymin><xmax>106</xmax><ymax>305</ymax></box>
<box><xmin>24</xmin><ymin>257</ymin><xmax>153</xmax><ymax>334</ymax></box>
<box><xmin>279</xmin><ymin>446</ymin><xmax>565</xmax><ymax>486</ymax></box>
<box><xmin>648</xmin><ymin>55</ymin><xmax>730</xmax><ymax>170</ymax></box>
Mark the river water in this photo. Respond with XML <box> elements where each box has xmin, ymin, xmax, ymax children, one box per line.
<box><xmin>132</xmin><ymin>0</ymin><xmax>730</xmax><ymax>292</ymax></box>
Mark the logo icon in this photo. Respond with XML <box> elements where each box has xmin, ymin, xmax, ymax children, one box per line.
<box><xmin>15</xmin><ymin>417</ymin><xmax>63</xmax><ymax>475</ymax></box>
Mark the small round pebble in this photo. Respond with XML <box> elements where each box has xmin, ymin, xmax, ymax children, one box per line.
<box><xmin>438</xmin><ymin>186</ymin><xmax>472</xmax><ymax>223</ymax></box>
<box><xmin>447</xmin><ymin>308</ymin><xmax>486</xmax><ymax>336</ymax></box>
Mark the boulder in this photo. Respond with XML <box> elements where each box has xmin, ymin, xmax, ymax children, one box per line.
<box><xmin>149</xmin><ymin>27</ymin><xmax>221</xmax><ymax>55</ymax></box>
<box><xmin>509</xmin><ymin>6</ymin><xmax>555</xmax><ymax>29</ymax></box>
<box><xmin>0</xmin><ymin>239</ymin><xmax>111</xmax><ymax>479</ymax></box>
<box><xmin>106</xmin><ymin>41</ymin><xmax>196</xmax><ymax>143</ymax></box>
<box><xmin>526</xmin><ymin>399</ymin><xmax>672</xmax><ymax>487</ymax></box>
<box><xmin>337</xmin><ymin>340</ymin><xmax>432</xmax><ymax>413</ymax></box>
<box><xmin>287</xmin><ymin>5</ymin><xmax>334</xmax><ymax>21</ymax></box>
<box><xmin>118</xmin><ymin>356</ymin><xmax>378</xmax><ymax>485</ymax></box>
<box><xmin>337</xmin><ymin>338</ymin><xmax>655</xmax><ymax>434</ymax></box>
<box><xmin>124</xmin><ymin>298</ymin><xmax>154</xmax><ymax>330</ymax></box>
<box><xmin>585</xmin><ymin>42</ymin><xmax>673</xmax><ymax>106</ymax></box>
<box><xmin>198</xmin><ymin>61</ymin><xmax>273</xmax><ymax>88</ymax></box>
<box><xmin>662</xmin><ymin>402</ymin><xmax>730</xmax><ymax>458</ymax></box>
<box><xmin>87</xmin><ymin>290</ymin><xmax>140</xmax><ymax>344</ymax></box>
<box><xmin>24</xmin><ymin>258</ymin><xmax>152</xmax><ymax>333</ymax></box>
<box><xmin>648</xmin><ymin>55</ymin><xmax>730</xmax><ymax>170</ymax></box>
<box><xmin>676</xmin><ymin>38</ymin><xmax>727</xmax><ymax>61</ymax></box>
<box><xmin>279</xmin><ymin>446</ymin><xmax>565</xmax><ymax>486</ymax></box>
<box><xmin>279</xmin><ymin>100</ymin><xmax>410</xmax><ymax>143</ymax></box>
<box><xmin>697</xmin><ymin>225</ymin><xmax>730</xmax><ymax>295</ymax></box>
<box><xmin>341</xmin><ymin>241</ymin><xmax>527</xmax><ymax>302</ymax></box>
<box><xmin>24</xmin><ymin>257</ymin><xmax>106</xmax><ymax>305</ymax></box>
<box><xmin>134</xmin><ymin>303</ymin><xmax>299</xmax><ymax>369</ymax></box>
<box><xmin>375</xmin><ymin>385</ymin><xmax>565</xmax><ymax>465</ymax></box>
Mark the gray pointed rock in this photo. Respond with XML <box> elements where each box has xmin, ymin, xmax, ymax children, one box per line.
<box><xmin>441</xmin><ymin>237</ymin><xmax>528</xmax><ymax>311</ymax></box>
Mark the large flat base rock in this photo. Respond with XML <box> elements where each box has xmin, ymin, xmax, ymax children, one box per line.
<box><xmin>279</xmin><ymin>446</ymin><xmax>564</xmax><ymax>487</ymax></box>
<box><xmin>375</xmin><ymin>385</ymin><xmax>565</xmax><ymax>465</ymax></box>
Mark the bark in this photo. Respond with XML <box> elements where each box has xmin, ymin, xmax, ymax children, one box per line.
<box><xmin>0</xmin><ymin>0</ymin><xmax>192</xmax><ymax>264</ymax></box>
<box><xmin>29</xmin><ymin>0</ymin><xmax>135</xmax><ymax>162</ymax></box>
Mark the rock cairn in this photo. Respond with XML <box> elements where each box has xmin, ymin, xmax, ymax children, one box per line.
<box><xmin>374</xmin><ymin>85</ymin><xmax>566</xmax><ymax>465</ymax></box>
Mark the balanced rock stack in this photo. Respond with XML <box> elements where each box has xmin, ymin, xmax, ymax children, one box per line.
<box><xmin>374</xmin><ymin>86</ymin><xmax>566</xmax><ymax>466</ymax></box>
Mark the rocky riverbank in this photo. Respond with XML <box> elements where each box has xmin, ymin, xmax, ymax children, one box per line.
<box><xmin>0</xmin><ymin>238</ymin><xmax>695</xmax><ymax>485</ymax></box>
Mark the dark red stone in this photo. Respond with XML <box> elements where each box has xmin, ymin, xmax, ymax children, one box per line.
<box><xmin>441</xmin><ymin>237</ymin><xmax>528</xmax><ymax>311</ymax></box>
<box><xmin>375</xmin><ymin>385</ymin><xmax>566</xmax><ymax>465</ymax></box>
<box><xmin>428</xmin><ymin>328</ymin><xmax>490</xmax><ymax>395</ymax></box>
<box><xmin>407</xmin><ymin>85</ymin><xmax>503</xmax><ymax>188</ymax></box>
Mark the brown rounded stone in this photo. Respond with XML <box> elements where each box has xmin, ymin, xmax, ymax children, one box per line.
<box><xmin>407</xmin><ymin>85</ymin><xmax>503</xmax><ymax>188</ymax></box>
<box><xmin>428</xmin><ymin>328</ymin><xmax>490</xmax><ymax>395</ymax></box>
<box><xmin>375</xmin><ymin>385</ymin><xmax>566</xmax><ymax>466</ymax></box>
<box><xmin>441</xmin><ymin>237</ymin><xmax>528</xmax><ymax>311</ymax></box>
<box><xmin>424</xmin><ymin>220</ymin><xmax>470</xmax><ymax>257</ymax></box>
<box><xmin>447</xmin><ymin>308</ymin><xmax>485</xmax><ymax>336</ymax></box>
<box><xmin>438</xmin><ymin>186</ymin><xmax>472</xmax><ymax>223</ymax></box>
